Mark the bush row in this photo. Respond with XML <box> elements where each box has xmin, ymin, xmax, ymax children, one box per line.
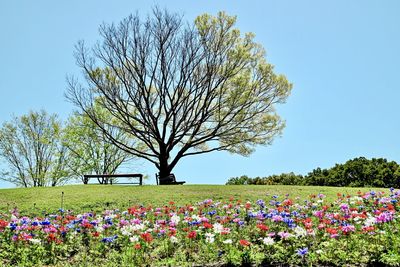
<box><xmin>226</xmin><ymin>157</ymin><xmax>400</xmax><ymax>188</ymax></box>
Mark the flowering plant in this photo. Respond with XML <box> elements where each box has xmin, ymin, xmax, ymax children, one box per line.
<box><xmin>1</xmin><ymin>190</ymin><xmax>400</xmax><ymax>266</ymax></box>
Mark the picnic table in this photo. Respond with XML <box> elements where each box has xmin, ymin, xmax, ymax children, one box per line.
<box><xmin>83</xmin><ymin>173</ymin><xmax>143</xmax><ymax>185</ymax></box>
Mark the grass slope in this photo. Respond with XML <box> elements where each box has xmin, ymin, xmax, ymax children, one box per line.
<box><xmin>0</xmin><ymin>184</ymin><xmax>387</xmax><ymax>215</ymax></box>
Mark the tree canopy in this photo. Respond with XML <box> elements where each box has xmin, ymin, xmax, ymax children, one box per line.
<box><xmin>226</xmin><ymin>157</ymin><xmax>400</xmax><ymax>188</ymax></box>
<box><xmin>0</xmin><ymin>110</ymin><xmax>68</xmax><ymax>187</ymax></box>
<box><xmin>66</xmin><ymin>9</ymin><xmax>292</xmax><ymax>182</ymax></box>
<box><xmin>62</xmin><ymin>103</ymin><xmax>136</xmax><ymax>184</ymax></box>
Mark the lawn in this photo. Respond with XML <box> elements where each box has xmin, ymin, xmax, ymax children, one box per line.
<box><xmin>0</xmin><ymin>184</ymin><xmax>386</xmax><ymax>214</ymax></box>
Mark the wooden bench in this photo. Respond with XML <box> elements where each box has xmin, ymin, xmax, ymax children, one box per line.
<box><xmin>156</xmin><ymin>173</ymin><xmax>185</xmax><ymax>185</ymax></box>
<box><xmin>83</xmin><ymin>173</ymin><xmax>143</xmax><ymax>185</ymax></box>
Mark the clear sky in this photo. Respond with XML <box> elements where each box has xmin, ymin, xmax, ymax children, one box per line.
<box><xmin>1</xmin><ymin>1</ymin><xmax>399</xmax><ymax>187</ymax></box>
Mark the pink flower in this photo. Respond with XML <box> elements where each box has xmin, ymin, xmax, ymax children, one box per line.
<box><xmin>278</xmin><ymin>231</ymin><xmax>291</xmax><ymax>239</ymax></box>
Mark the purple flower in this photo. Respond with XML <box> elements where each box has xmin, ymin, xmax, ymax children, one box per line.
<box><xmin>296</xmin><ymin>247</ymin><xmax>308</xmax><ymax>256</ymax></box>
<box><xmin>101</xmin><ymin>235</ymin><xmax>118</xmax><ymax>243</ymax></box>
<box><xmin>256</xmin><ymin>199</ymin><xmax>265</xmax><ymax>208</ymax></box>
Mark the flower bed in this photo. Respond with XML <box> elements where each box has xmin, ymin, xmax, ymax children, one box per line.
<box><xmin>1</xmin><ymin>190</ymin><xmax>400</xmax><ymax>266</ymax></box>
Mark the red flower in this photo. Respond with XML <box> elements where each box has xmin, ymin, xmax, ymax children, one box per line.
<box><xmin>66</xmin><ymin>215</ymin><xmax>76</xmax><ymax>220</ymax></box>
<box><xmin>168</xmin><ymin>228</ymin><xmax>177</xmax><ymax>236</ymax></box>
<box><xmin>134</xmin><ymin>243</ymin><xmax>141</xmax><ymax>250</ymax></box>
<box><xmin>0</xmin><ymin>220</ymin><xmax>8</xmax><ymax>230</ymax></box>
<box><xmin>362</xmin><ymin>226</ymin><xmax>375</xmax><ymax>233</ymax></box>
<box><xmin>128</xmin><ymin>207</ymin><xmax>138</xmax><ymax>215</ymax></box>
<box><xmin>47</xmin><ymin>233</ymin><xmax>57</xmax><ymax>242</ymax></box>
<box><xmin>283</xmin><ymin>199</ymin><xmax>293</xmax><ymax>206</ymax></box>
<box><xmin>203</xmin><ymin>222</ymin><xmax>213</xmax><ymax>229</ymax></box>
<box><xmin>239</xmin><ymin>239</ymin><xmax>251</xmax><ymax>246</ymax></box>
<box><xmin>187</xmin><ymin>231</ymin><xmax>197</xmax><ymax>239</ymax></box>
<box><xmin>141</xmin><ymin>233</ymin><xmax>153</xmax><ymax>243</ymax></box>
<box><xmin>326</xmin><ymin>227</ymin><xmax>338</xmax><ymax>235</ymax></box>
<box><xmin>256</xmin><ymin>224</ymin><xmax>269</xmax><ymax>231</ymax></box>
<box><xmin>82</xmin><ymin>222</ymin><xmax>93</xmax><ymax>229</ymax></box>
<box><xmin>92</xmin><ymin>232</ymin><xmax>100</xmax><ymax>237</ymax></box>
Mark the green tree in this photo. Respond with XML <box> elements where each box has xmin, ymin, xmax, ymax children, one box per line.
<box><xmin>226</xmin><ymin>175</ymin><xmax>252</xmax><ymax>185</ymax></box>
<box><xmin>66</xmin><ymin>9</ymin><xmax>292</xmax><ymax>183</ymax></box>
<box><xmin>305</xmin><ymin>157</ymin><xmax>400</xmax><ymax>188</ymax></box>
<box><xmin>63</xmin><ymin>104</ymin><xmax>136</xmax><ymax>184</ymax></box>
<box><xmin>0</xmin><ymin>110</ymin><xmax>69</xmax><ymax>187</ymax></box>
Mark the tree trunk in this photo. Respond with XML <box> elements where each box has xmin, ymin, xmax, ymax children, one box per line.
<box><xmin>158</xmin><ymin>168</ymin><xmax>172</xmax><ymax>183</ymax></box>
<box><xmin>158</xmin><ymin>154</ymin><xmax>172</xmax><ymax>185</ymax></box>
<box><xmin>158</xmin><ymin>149</ymin><xmax>172</xmax><ymax>185</ymax></box>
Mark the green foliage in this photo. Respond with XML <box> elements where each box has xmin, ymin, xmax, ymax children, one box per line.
<box><xmin>62</xmin><ymin>102</ymin><xmax>136</xmax><ymax>184</ymax></box>
<box><xmin>305</xmin><ymin>157</ymin><xmax>400</xmax><ymax>188</ymax></box>
<box><xmin>0</xmin><ymin>110</ymin><xmax>69</xmax><ymax>187</ymax></box>
<box><xmin>226</xmin><ymin>157</ymin><xmax>400</xmax><ymax>188</ymax></box>
<box><xmin>226</xmin><ymin>172</ymin><xmax>304</xmax><ymax>186</ymax></box>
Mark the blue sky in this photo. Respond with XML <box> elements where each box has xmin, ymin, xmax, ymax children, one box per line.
<box><xmin>1</xmin><ymin>1</ymin><xmax>399</xmax><ymax>187</ymax></box>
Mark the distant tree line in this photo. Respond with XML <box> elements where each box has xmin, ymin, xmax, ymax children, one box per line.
<box><xmin>0</xmin><ymin>108</ymin><xmax>136</xmax><ymax>187</ymax></box>
<box><xmin>226</xmin><ymin>157</ymin><xmax>400</xmax><ymax>188</ymax></box>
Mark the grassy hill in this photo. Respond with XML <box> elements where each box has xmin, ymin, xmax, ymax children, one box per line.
<box><xmin>0</xmin><ymin>184</ymin><xmax>396</xmax><ymax>266</ymax></box>
<box><xmin>0</xmin><ymin>184</ymin><xmax>387</xmax><ymax>214</ymax></box>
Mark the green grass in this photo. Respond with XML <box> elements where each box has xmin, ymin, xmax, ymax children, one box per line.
<box><xmin>0</xmin><ymin>184</ymin><xmax>388</xmax><ymax>215</ymax></box>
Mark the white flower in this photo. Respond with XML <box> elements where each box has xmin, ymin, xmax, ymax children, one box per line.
<box><xmin>170</xmin><ymin>215</ymin><xmax>180</xmax><ymax>225</ymax></box>
<box><xmin>129</xmin><ymin>235</ymin><xmax>139</xmax><ymax>242</ymax></box>
<box><xmin>191</xmin><ymin>215</ymin><xmax>201</xmax><ymax>221</ymax></box>
<box><xmin>121</xmin><ymin>225</ymin><xmax>133</xmax><ymax>236</ymax></box>
<box><xmin>222</xmin><ymin>239</ymin><xmax>232</xmax><ymax>244</ymax></box>
<box><xmin>29</xmin><ymin>238</ymin><xmax>41</xmax><ymax>244</ymax></box>
<box><xmin>307</xmin><ymin>229</ymin><xmax>316</xmax><ymax>236</ymax></box>
<box><xmin>262</xmin><ymin>237</ymin><xmax>274</xmax><ymax>245</ymax></box>
<box><xmin>95</xmin><ymin>226</ymin><xmax>104</xmax><ymax>233</ymax></box>
<box><xmin>170</xmin><ymin>236</ymin><xmax>178</xmax><ymax>243</ymax></box>
<box><xmin>205</xmin><ymin>233</ymin><xmax>215</xmax><ymax>238</ymax></box>
<box><xmin>121</xmin><ymin>229</ymin><xmax>130</xmax><ymax>236</ymax></box>
<box><xmin>294</xmin><ymin>226</ymin><xmax>307</xmax><ymax>238</ymax></box>
<box><xmin>316</xmin><ymin>249</ymin><xmax>323</xmax><ymax>254</ymax></box>
<box><xmin>132</xmin><ymin>224</ymin><xmax>145</xmax><ymax>231</ymax></box>
<box><xmin>213</xmin><ymin>223</ymin><xmax>224</xmax><ymax>234</ymax></box>
<box><xmin>205</xmin><ymin>233</ymin><xmax>215</xmax><ymax>243</ymax></box>
<box><xmin>364</xmin><ymin>216</ymin><xmax>376</xmax><ymax>227</ymax></box>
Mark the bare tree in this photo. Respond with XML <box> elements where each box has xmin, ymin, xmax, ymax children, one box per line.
<box><xmin>66</xmin><ymin>9</ymin><xmax>292</xmax><ymax>183</ymax></box>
